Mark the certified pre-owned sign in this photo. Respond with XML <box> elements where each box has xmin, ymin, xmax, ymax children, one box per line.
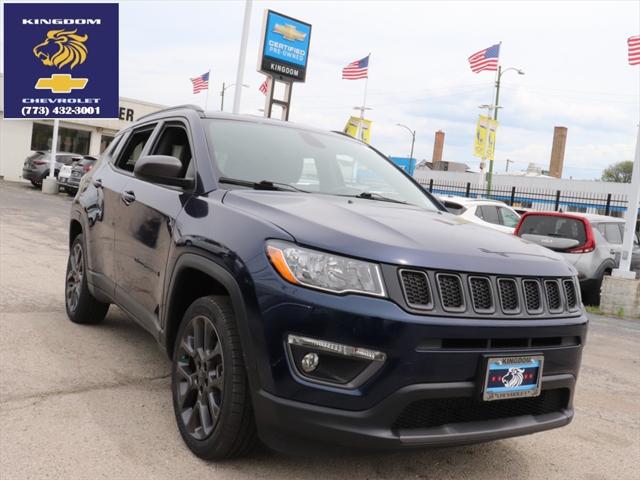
<box><xmin>258</xmin><ymin>10</ymin><xmax>311</xmax><ymax>82</ymax></box>
<box><xmin>3</xmin><ymin>3</ymin><xmax>119</xmax><ymax>119</ymax></box>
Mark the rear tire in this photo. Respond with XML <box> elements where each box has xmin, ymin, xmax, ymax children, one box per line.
<box><xmin>65</xmin><ymin>234</ymin><xmax>109</xmax><ymax>324</ymax></box>
<box><xmin>583</xmin><ymin>270</ymin><xmax>610</xmax><ymax>306</ymax></box>
<box><xmin>31</xmin><ymin>178</ymin><xmax>42</xmax><ymax>189</ymax></box>
<box><xmin>171</xmin><ymin>295</ymin><xmax>257</xmax><ymax>460</ymax></box>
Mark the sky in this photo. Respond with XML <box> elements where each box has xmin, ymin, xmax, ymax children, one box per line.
<box><xmin>2</xmin><ymin>0</ymin><xmax>640</xmax><ymax>179</ymax></box>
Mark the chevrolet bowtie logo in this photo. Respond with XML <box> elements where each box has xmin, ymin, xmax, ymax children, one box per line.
<box><xmin>35</xmin><ymin>74</ymin><xmax>88</xmax><ymax>93</ymax></box>
<box><xmin>273</xmin><ymin>23</ymin><xmax>306</xmax><ymax>42</ymax></box>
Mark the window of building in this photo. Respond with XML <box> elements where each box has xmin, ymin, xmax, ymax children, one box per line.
<box><xmin>30</xmin><ymin>123</ymin><xmax>91</xmax><ymax>155</ymax></box>
<box><xmin>100</xmin><ymin>135</ymin><xmax>115</xmax><ymax>153</ymax></box>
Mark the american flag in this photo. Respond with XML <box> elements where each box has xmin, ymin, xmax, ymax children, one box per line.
<box><xmin>468</xmin><ymin>44</ymin><xmax>500</xmax><ymax>73</ymax></box>
<box><xmin>342</xmin><ymin>55</ymin><xmax>369</xmax><ymax>80</ymax></box>
<box><xmin>629</xmin><ymin>35</ymin><xmax>640</xmax><ymax>66</ymax></box>
<box><xmin>259</xmin><ymin>78</ymin><xmax>268</xmax><ymax>95</ymax></box>
<box><xmin>190</xmin><ymin>71</ymin><xmax>209</xmax><ymax>94</ymax></box>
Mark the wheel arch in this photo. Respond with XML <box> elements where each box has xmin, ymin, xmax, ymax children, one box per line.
<box><xmin>163</xmin><ymin>254</ymin><xmax>252</xmax><ymax>364</ymax></box>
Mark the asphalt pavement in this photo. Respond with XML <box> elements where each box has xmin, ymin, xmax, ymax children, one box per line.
<box><xmin>1</xmin><ymin>179</ymin><xmax>638</xmax><ymax>480</ymax></box>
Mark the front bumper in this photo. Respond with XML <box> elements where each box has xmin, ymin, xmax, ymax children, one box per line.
<box><xmin>247</xmin><ymin>272</ymin><xmax>587</xmax><ymax>452</ymax></box>
<box><xmin>254</xmin><ymin>374</ymin><xmax>575</xmax><ymax>453</ymax></box>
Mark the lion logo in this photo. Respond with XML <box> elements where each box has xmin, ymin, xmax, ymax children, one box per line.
<box><xmin>33</xmin><ymin>29</ymin><xmax>88</xmax><ymax>70</ymax></box>
<box><xmin>501</xmin><ymin>367</ymin><xmax>525</xmax><ymax>388</ymax></box>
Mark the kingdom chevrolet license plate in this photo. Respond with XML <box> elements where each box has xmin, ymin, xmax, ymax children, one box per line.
<box><xmin>482</xmin><ymin>355</ymin><xmax>543</xmax><ymax>401</ymax></box>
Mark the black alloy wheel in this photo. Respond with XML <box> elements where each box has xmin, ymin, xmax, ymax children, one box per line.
<box><xmin>175</xmin><ymin>314</ymin><xmax>225</xmax><ymax>440</ymax></box>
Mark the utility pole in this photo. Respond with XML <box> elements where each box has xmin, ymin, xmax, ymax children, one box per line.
<box><xmin>506</xmin><ymin>158</ymin><xmax>514</xmax><ymax>172</ymax></box>
<box><xmin>397</xmin><ymin>123</ymin><xmax>416</xmax><ymax>160</ymax></box>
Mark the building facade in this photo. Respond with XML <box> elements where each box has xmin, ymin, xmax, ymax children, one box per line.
<box><xmin>0</xmin><ymin>73</ymin><xmax>164</xmax><ymax>182</ymax></box>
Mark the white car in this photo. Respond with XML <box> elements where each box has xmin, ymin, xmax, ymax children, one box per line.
<box><xmin>438</xmin><ymin>195</ymin><xmax>521</xmax><ymax>234</ymax></box>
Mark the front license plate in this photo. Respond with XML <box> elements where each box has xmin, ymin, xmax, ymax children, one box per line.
<box><xmin>483</xmin><ymin>355</ymin><xmax>543</xmax><ymax>401</ymax></box>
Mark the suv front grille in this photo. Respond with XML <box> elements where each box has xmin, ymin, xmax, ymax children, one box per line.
<box><xmin>392</xmin><ymin>389</ymin><xmax>570</xmax><ymax>431</ymax></box>
<box><xmin>545</xmin><ymin>280</ymin><xmax>563</xmax><ymax>312</ymax></box>
<box><xmin>437</xmin><ymin>274</ymin><xmax>465</xmax><ymax>311</ymax></box>
<box><xmin>523</xmin><ymin>279</ymin><xmax>543</xmax><ymax>313</ymax></box>
<box><xmin>393</xmin><ymin>269</ymin><xmax>581</xmax><ymax>319</ymax></box>
<box><xmin>498</xmin><ymin>278</ymin><xmax>520</xmax><ymax>313</ymax></box>
<box><xmin>399</xmin><ymin>270</ymin><xmax>432</xmax><ymax>309</ymax></box>
<box><xmin>469</xmin><ymin>276</ymin><xmax>493</xmax><ymax>312</ymax></box>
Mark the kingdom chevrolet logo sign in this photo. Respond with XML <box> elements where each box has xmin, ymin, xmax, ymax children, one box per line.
<box><xmin>35</xmin><ymin>74</ymin><xmax>89</xmax><ymax>93</ymax></box>
<box><xmin>22</xmin><ymin>18</ymin><xmax>102</xmax><ymax>24</ymax></box>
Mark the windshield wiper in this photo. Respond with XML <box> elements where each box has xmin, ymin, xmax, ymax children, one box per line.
<box><xmin>219</xmin><ymin>177</ymin><xmax>308</xmax><ymax>193</ymax></box>
<box><xmin>345</xmin><ymin>191</ymin><xmax>408</xmax><ymax>205</ymax></box>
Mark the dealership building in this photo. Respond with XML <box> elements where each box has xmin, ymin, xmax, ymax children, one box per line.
<box><xmin>0</xmin><ymin>73</ymin><xmax>165</xmax><ymax>182</ymax></box>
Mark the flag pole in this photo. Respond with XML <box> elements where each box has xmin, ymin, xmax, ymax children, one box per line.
<box><xmin>359</xmin><ymin>76</ymin><xmax>369</xmax><ymax>141</ymax></box>
<box><xmin>204</xmin><ymin>70</ymin><xmax>211</xmax><ymax>111</ymax></box>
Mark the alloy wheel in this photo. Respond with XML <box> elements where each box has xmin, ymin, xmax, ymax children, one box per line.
<box><xmin>175</xmin><ymin>315</ymin><xmax>225</xmax><ymax>440</ymax></box>
<box><xmin>65</xmin><ymin>242</ymin><xmax>84</xmax><ymax>312</ymax></box>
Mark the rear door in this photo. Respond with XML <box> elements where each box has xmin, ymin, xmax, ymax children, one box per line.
<box><xmin>114</xmin><ymin>120</ymin><xmax>195</xmax><ymax>335</ymax></box>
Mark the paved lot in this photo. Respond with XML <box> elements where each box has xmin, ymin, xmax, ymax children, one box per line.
<box><xmin>1</xmin><ymin>179</ymin><xmax>638</xmax><ymax>480</ymax></box>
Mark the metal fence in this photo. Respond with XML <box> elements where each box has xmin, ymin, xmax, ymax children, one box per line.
<box><xmin>416</xmin><ymin>178</ymin><xmax>629</xmax><ymax>217</ymax></box>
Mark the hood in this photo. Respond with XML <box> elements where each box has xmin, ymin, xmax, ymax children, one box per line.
<box><xmin>223</xmin><ymin>191</ymin><xmax>575</xmax><ymax>277</ymax></box>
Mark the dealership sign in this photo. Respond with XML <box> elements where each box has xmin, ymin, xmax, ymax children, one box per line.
<box><xmin>3</xmin><ymin>3</ymin><xmax>119</xmax><ymax>119</ymax></box>
<box><xmin>258</xmin><ymin>10</ymin><xmax>311</xmax><ymax>82</ymax></box>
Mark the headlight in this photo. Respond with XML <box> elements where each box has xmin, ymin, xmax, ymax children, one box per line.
<box><xmin>266</xmin><ymin>240</ymin><xmax>386</xmax><ymax>297</ymax></box>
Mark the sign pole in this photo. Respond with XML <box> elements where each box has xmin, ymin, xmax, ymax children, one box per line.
<box><xmin>613</xmin><ymin>124</ymin><xmax>640</xmax><ymax>279</ymax></box>
<box><xmin>233</xmin><ymin>0</ymin><xmax>252</xmax><ymax>114</ymax></box>
<box><xmin>41</xmin><ymin>118</ymin><xmax>60</xmax><ymax>194</ymax></box>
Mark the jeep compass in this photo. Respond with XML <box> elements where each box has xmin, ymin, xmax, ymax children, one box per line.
<box><xmin>66</xmin><ymin>105</ymin><xmax>587</xmax><ymax>459</ymax></box>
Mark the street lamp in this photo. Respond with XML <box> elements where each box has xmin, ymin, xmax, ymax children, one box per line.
<box><xmin>396</xmin><ymin>123</ymin><xmax>416</xmax><ymax>160</ymax></box>
<box><xmin>220</xmin><ymin>82</ymin><xmax>250</xmax><ymax>111</ymax></box>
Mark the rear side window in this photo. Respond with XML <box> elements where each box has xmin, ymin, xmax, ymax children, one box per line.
<box><xmin>518</xmin><ymin>215</ymin><xmax>587</xmax><ymax>244</ymax></box>
<box><xmin>604</xmin><ymin>223</ymin><xmax>623</xmax><ymax>244</ymax></box>
<box><xmin>115</xmin><ymin>127</ymin><xmax>155</xmax><ymax>172</ymax></box>
<box><xmin>476</xmin><ymin>205</ymin><xmax>501</xmax><ymax>225</ymax></box>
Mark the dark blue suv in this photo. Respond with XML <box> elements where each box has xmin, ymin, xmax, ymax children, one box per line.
<box><xmin>66</xmin><ymin>105</ymin><xmax>587</xmax><ymax>459</ymax></box>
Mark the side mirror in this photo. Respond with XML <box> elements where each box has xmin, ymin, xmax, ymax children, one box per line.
<box><xmin>134</xmin><ymin>155</ymin><xmax>193</xmax><ymax>188</ymax></box>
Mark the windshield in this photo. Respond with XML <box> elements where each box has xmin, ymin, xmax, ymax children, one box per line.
<box><xmin>206</xmin><ymin>119</ymin><xmax>439</xmax><ymax>210</ymax></box>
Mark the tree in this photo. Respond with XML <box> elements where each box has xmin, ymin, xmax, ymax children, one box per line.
<box><xmin>601</xmin><ymin>161</ymin><xmax>633</xmax><ymax>183</ymax></box>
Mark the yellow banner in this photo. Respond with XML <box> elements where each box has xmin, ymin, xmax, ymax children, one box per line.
<box><xmin>473</xmin><ymin>115</ymin><xmax>498</xmax><ymax>161</ymax></box>
<box><xmin>344</xmin><ymin>116</ymin><xmax>372</xmax><ymax>144</ymax></box>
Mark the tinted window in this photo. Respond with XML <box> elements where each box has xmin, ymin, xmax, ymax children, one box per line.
<box><xmin>116</xmin><ymin>127</ymin><xmax>154</xmax><ymax>172</ymax></box>
<box><xmin>476</xmin><ymin>205</ymin><xmax>501</xmax><ymax>225</ymax></box>
<box><xmin>604</xmin><ymin>223</ymin><xmax>623</xmax><ymax>244</ymax></box>
<box><xmin>206</xmin><ymin>119</ymin><xmax>439</xmax><ymax>211</ymax></box>
<box><xmin>499</xmin><ymin>207</ymin><xmax>520</xmax><ymax>228</ymax></box>
<box><xmin>150</xmin><ymin>124</ymin><xmax>193</xmax><ymax>178</ymax></box>
<box><xmin>518</xmin><ymin>215</ymin><xmax>587</xmax><ymax>243</ymax></box>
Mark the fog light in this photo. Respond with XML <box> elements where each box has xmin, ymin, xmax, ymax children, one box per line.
<box><xmin>286</xmin><ymin>334</ymin><xmax>386</xmax><ymax>388</ymax></box>
<box><xmin>300</xmin><ymin>352</ymin><xmax>319</xmax><ymax>372</ymax></box>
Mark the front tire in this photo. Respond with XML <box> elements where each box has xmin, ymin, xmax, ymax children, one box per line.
<box><xmin>171</xmin><ymin>296</ymin><xmax>257</xmax><ymax>460</ymax></box>
<box><xmin>65</xmin><ymin>234</ymin><xmax>109</xmax><ymax>324</ymax></box>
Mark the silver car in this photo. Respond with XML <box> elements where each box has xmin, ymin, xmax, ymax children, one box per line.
<box><xmin>515</xmin><ymin>212</ymin><xmax>640</xmax><ymax>304</ymax></box>
<box><xmin>22</xmin><ymin>151</ymin><xmax>83</xmax><ymax>189</ymax></box>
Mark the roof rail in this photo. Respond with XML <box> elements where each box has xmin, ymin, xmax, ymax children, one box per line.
<box><xmin>137</xmin><ymin>104</ymin><xmax>205</xmax><ymax>122</ymax></box>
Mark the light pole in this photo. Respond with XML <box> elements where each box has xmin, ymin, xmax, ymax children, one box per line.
<box><xmin>486</xmin><ymin>66</ymin><xmax>524</xmax><ymax>193</ymax></box>
<box><xmin>221</xmin><ymin>82</ymin><xmax>250</xmax><ymax>111</ymax></box>
<box><xmin>506</xmin><ymin>158</ymin><xmax>514</xmax><ymax>172</ymax></box>
<box><xmin>396</xmin><ymin>123</ymin><xmax>416</xmax><ymax>161</ymax></box>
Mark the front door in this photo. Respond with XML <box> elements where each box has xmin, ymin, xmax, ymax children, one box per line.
<box><xmin>114</xmin><ymin>121</ymin><xmax>195</xmax><ymax>335</ymax></box>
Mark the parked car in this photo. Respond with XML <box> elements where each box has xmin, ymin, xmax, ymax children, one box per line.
<box><xmin>438</xmin><ymin>195</ymin><xmax>521</xmax><ymax>233</ymax></box>
<box><xmin>67</xmin><ymin>105</ymin><xmax>586</xmax><ymax>460</ymax></box>
<box><xmin>22</xmin><ymin>151</ymin><xmax>84</xmax><ymax>188</ymax></box>
<box><xmin>58</xmin><ymin>155</ymin><xmax>98</xmax><ymax>195</ymax></box>
<box><xmin>515</xmin><ymin>211</ymin><xmax>640</xmax><ymax>304</ymax></box>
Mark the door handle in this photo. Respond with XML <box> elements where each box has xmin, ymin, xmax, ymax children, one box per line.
<box><xmin>121</xmin><ymin>190</ymin><xmax>136</xmax><ymax>206</ymax></box>
<box><xmin>92</xmin><ymin>178</ymin><xmax>103</xmax><ymax>188</ymax></box>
